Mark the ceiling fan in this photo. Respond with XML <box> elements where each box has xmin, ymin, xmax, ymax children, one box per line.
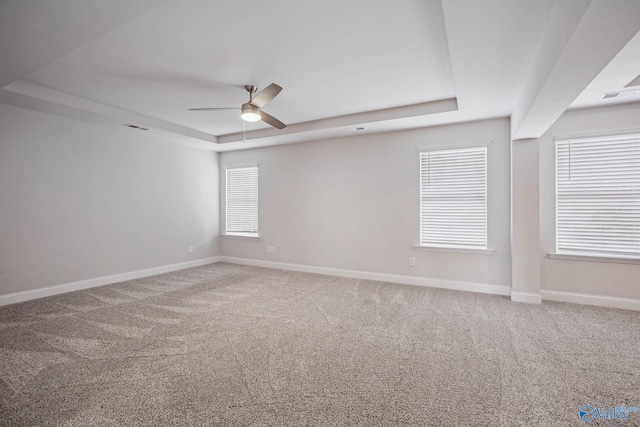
<box><xmin>189</xmin><ymin>83</ymin><xmax>286</xmax><ymax>129</ymax></box>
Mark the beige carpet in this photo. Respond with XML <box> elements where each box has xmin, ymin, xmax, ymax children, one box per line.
<box><xmin>0</xmin><ymin>262</ymin><xmax>638</xmax><ymax>426</ymax></box>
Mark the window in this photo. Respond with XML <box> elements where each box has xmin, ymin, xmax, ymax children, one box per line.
<box><xmin>225</xmin><ymin>166</ymin><xmax>259</xmax><ymax>237</ymax></box>
<box><xmin>556</xmin><ymin>133</ymin><xmax>640</xmax><ymax>256</ymax></box>
<box><xmin>419</xmin><ymin>146</ymin><xmax>487</xmax><ymax>249</ymax></box>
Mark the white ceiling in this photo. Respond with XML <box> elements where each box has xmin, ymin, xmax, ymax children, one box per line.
<box><xmin>570</xmin><ymin>30</ymin><xmax>640</xmax><ymax>110</ymax></box>
<box><xmin>1</xmin><ymin>0</ymin><xmax>640</xmax><ymax>151</ymax></box>
<box><xmin>22</xmin><ymin>0</ymin><xmax>456</xmax><ymax>136</ymax></box>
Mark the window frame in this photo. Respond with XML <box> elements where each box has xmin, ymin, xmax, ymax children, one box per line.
<box><xmin>554</xmin><ymin>131</ymin><xmax>640</xmax><ymax>259</ymax></box>
<box><xmin>417</xmin><ymin>143</ymin><xmax>490</xmax><ymax>253</ymax></box>
<box><xmin>224</xmin><ymin>164</ymin><xmax>260</xmax><ymax>238</ymax></box>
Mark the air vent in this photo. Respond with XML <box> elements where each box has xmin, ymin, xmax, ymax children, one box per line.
<box><xmin>123</xmin><ymin>124</ymin><xmax>149</xmax><ymax>131</ymax></box>
<box><xmin>601</xmin><ymin>89</ymin><xmax>638</xmax><ymax>100</ymax></box>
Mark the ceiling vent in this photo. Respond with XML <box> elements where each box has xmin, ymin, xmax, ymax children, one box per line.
<box><xmin>123</xmin><ymin>124</ymin><xmax>149</xmax><ymax>131</ymax></box>
<box><xmin>600</xmin><ymin>89</ymin><xmax>638</xmax><ymax>100</ymax></box>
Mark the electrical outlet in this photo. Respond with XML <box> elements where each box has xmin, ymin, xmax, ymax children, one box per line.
<box><xmin>409</xmin><ymin>257</ymin><xmax>416</xmax><ymax>266</ymax></box>
<box><xmin>267</xmin><ymin>246</ymin><xmax>276</xmax><ymax>254</ymax></box>
<box><xmin>188</xmin><ymin>246</ymin><xmax>193</xmax><ymax>253</ymax></box>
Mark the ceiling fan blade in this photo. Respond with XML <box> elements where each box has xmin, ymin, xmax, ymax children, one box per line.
<box><xmin>260</xmin><ymin>111</ymin><xmax>286</xmax><ymax>129</ymax></box>
<box><xmin>250</xmin><ymin>83</ymin><xmax>282</xmax><ymax>108</ymax></box>
<box><xmin>188</xmin><ymin>107</ymin><xmax>239</xmax><ymax>111</ymax></box>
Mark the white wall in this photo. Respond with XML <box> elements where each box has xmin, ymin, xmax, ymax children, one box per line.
<box><xmin>539</xmin><ymin>102</ymin><xmax>640</xmax><ymax>300</ymax></box>
<box><xmin>0</xmin><ymin>103</ymin><xmax>219</xmax><ymax>296</ymax></box>
<box><xmin>220</xmin><ymin>118</ymin><xmax>511</xmax><ymax>288</ymax></box>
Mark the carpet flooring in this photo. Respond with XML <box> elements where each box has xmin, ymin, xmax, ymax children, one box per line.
<box><xmin>0</xmin><ymin>262</ymin><xmax>638</xmax><ymax>426</ymax></box>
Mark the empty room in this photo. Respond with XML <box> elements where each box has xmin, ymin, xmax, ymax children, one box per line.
<box><xmin>1</xmin><ymin>0</ymin><xmax>640</xmax><ymax>425</ymax></box>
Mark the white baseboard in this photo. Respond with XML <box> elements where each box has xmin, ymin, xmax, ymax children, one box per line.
<box><xmin>6</xmin><ymin>253</ymin><xmax>636</xmax><ymax>311</ymax></box>
<box><xmin>220</xmin><ymin>256</ymin><xmax>510</xmax><ymax>296</ymax></box>
<box><xmin>541</xmin><ymin>289</ymin><xmax>640</xmax><ymax>311</ymax></box>
<box><xmin>510</xmin><ymin>291</ymin><xmax>542</xmax><ymax>304</ymax></box>
<box><xmin>0</xmin><ymin>256</ymin><xmax>221</xmax><ymax>307</ymax></box>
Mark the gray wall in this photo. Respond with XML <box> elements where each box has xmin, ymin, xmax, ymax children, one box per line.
<box><xmin>511</xmin><ymin>138</ymin><xmax>540</xmax><ymax>296</ymax></box>
<box><xmin>0</xmin><ymin>103</ymin><xmax>220</xmax><ymax>295</ymax></box>
<box><xmin>221</xmin><ymin>118</ymin><xmax>512</xmax><ymax>287</ymax></box>
<box><xmin>5</xmin><ymin>98</ymin><xmax>636</xmax><ymax>302</ymax></box>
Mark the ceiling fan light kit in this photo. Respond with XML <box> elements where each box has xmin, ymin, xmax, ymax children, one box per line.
<box><xmin>189</xmin><ymin>83</ymin><xmax>286</xmax><ymax>129</ymax></box>
<box><xmin>241</xmin><ymin>104</ymin><xmax>261</xmax><ymax>122</ymax></box>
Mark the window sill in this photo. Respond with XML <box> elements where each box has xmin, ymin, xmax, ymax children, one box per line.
<box><xmin>547</xmin><ymin>252</ymin><xmax>640</xmax><ymax>265</ymax></box>
<box><xmin>222</xmin><ymin>233</ymin><xmax>261</xmax><ymax>240</ymax></box>
<box><xmin>414</xmin><ymin>245</ymin><xmax>494</xmax><ymax>255</ymax></box>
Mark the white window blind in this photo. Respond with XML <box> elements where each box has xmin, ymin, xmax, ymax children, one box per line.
<box><xmin>226</xmin><ymin>166</ymin><xmax>258</xmax><ymax>236</ymax></box>
<box><xmin>419</xmin><ymin>146</ymin><xmax>487</xmax><ymax>249</ymax></box>
<box><xmin>556</xmin><ymin>133</ymin><xmax>640</xmax><ymax>256</ymax></box>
